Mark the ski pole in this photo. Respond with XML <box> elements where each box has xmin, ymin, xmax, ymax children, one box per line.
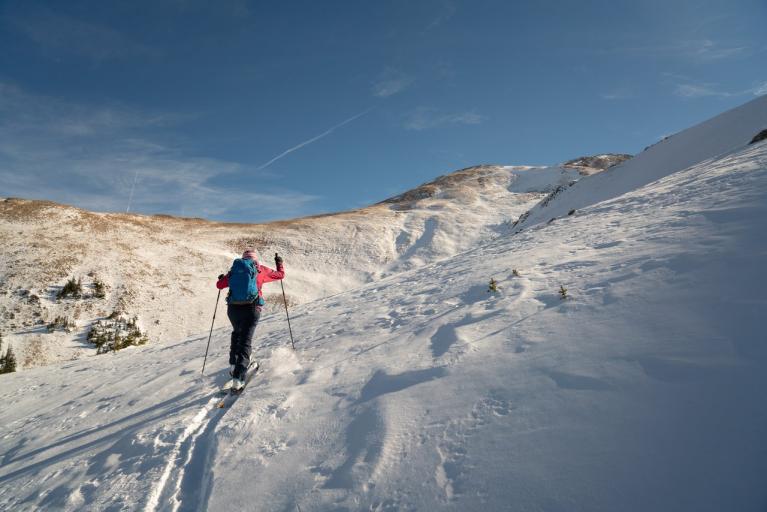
<box><xmin>276</xmin><ymin>253</ymin><xmax>296</xmax><ymax>350</ymax></box>
<box><xmin>201</xmin><ymin>288</ymin><xmax>221</xmax><ymax>375</ymax></box>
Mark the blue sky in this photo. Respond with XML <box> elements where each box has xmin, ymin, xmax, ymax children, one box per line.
<box><xmin>1</xmin><ymin>0</ymin><xmax>765</xmax><ymax>222</ymax></box>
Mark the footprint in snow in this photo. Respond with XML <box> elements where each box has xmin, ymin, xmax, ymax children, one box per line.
<box><xmin>434</xmin><ymin>392</ymin><xmax>512</xmax><ymax>501</ymax></box>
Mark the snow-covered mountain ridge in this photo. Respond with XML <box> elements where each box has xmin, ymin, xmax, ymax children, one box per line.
<box><xmin>562</xmin><ymin>153</ymin><xmax>632</xmax><ymax>174</ymax></box>
<box><xmin>1</xmin><ymin>162</ymin><xmax>590</xmax><ymax>367</ymax></box>
<box><xmin>512</xmin><ymin>94</ymin><xmax>767</xmax><ymax>234</ymax></box>
<box><xmin>1</xmin><ymin>96</ymin><xmax>766</xmax><ymax>511</ymax></box>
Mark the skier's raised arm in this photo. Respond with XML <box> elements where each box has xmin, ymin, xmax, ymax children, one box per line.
<box><xmin>258</xmin><ymin>254</ymin><xmax>285</xmax><ymax>283</ymax></box>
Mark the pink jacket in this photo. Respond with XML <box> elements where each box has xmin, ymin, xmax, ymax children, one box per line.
<box><xmin>216</xmin><ymin>262</ymin><xmax>285</xmax><ymax>299</ymax></box>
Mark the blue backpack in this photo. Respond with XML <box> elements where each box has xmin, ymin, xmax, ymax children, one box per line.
<box><xmin>227</xmin><ymin>258</ymin><xmax>264</xmax><ymax>305</ymax></box>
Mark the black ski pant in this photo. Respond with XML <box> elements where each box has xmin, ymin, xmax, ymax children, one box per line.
<box><xmin>227</xmin><ymin>302</ymin><xmax>260</xmax><ymax>381</ymax></box>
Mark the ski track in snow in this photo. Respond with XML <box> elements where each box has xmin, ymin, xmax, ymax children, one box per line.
<box><xmin>144</xmin><ymin>394</ymin><xmax>220</xmax><ymax>512</ymax></box>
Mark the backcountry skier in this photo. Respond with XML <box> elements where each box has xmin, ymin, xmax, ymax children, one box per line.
<box><xmin>216</xmin><ymin>249</ymin><xmax>285</xmax><ymax>391</ymax></box>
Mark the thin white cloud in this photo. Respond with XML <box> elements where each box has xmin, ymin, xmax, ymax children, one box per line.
<box><xmin>751</xmin><ymin>81</ymin><xmax>767</xmax><ymax>96</ymax></box>
<box><xmin>601</xmin><ymin>88</ymin><xmax>636</xmax><ymax>100</ymax></box>
<box><xmin>608</xmin><ymin>38</ymin><xmax>749</xmax><ymax>62</ymax></box>
<box><xmin>674</xmin><ymin>83</ymin><xmax>732</xmax><ymax>98</ymax></box>
<box><xmin>0</xmin><ymin>82</ymin><xmax>318</xmax><ymax>221</ymax></box>
<box><xmin>690</xmin><ymin>39</ymin><xmax>747</xmax><ymax>60</ymax></box>
<box><xmin>0</xmin><ymin>83</ymin><xmax>173</xmax><ymax>133</ymax></box>
<box><xmin>169</xmin><ymin>0</ymin><xmax>253</xmax><ymax>18</ymax></box>
<box><xmin>671</xmin><ymin>79</ymin><xmax>767</xmax><ymax>98</ymax></box>
<box><xmin>424</xmin><ymin>1</ymin><xmax>457</xmax><ymax>32</ymax></box>
<box><xmin>256</xmin><ymin>108</ymin><xmax>373</xmax><ymax>170</ymax></box>
<box><xmin>404</xmin><ymin>107</ymin><xmax>485</xmax><ymax>131</ymax></box>
<box><xmin>372</xmin><ymin>68</ymin><xmax>413</xmax><ymax>98</ymax></box>
<box><xmin>10</xmin><ymin>6</ymin><xmax>158</xmax><ymax>62</ymax></box>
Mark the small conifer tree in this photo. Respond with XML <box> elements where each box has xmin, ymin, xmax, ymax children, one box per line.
<box><xmin>2</xmin><ymin>344</ymin><xmax>17</xmax><ymax>373</ymax></box>
<box><xmin>488</xmin><ymin>278</ymin><xmax>499</xmax><ymax>293</ymax></box>
<box><xmin>559</xmin><ymin>285</ymin><xmax>568</xmax><ymax>300</ymax></box>
<box><xmin>89</xmin><ymin>314</ymin><xmax>149</xmax><ymax>354</ymax></box>
<box><xmin>57</xmin><ymin>277</ymin><xmax>83</xmax><ymax>299</ymax></box>
<box><xmin>93</xmin><ymin>278</ymin><xmax>106</xmax><ymax>299</ymax></box>
<box><xmin>512</xmin><ymin>269</ymin><xmax>520</xmax><ymax>277</ymax></box>
<box><xmin>47</xmin><ymin>315</ymin><xmax>75</xmax><ymax>332</ymax></box>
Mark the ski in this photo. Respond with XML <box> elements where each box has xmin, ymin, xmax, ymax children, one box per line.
<box><xmin>216</xmin><ymin>362</ymin><xmax>259</xmax><ymax>408</ymax></box>
<box><xmin>230</xmin><ymin>362</ymin><xmax>259</xmax><ymax>396</ymax></box>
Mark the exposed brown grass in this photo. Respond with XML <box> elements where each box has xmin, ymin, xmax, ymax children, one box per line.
<box><xmin>0</xmin><ymin>198</ymin><xmax>72</xmax><ymax>222</ymax></box>
<box><xmin>264</xmin><ymin>293</ymin><xmax>298</xmax><ymax>309</ymax></box>
<box><xmin>22</xmin><ymin>336</ymin><xmax>48</xmax><ymax>368</ymax></box>
<box><xmin>380</xmin><ymin>164</ymin><xmax>502</xmax><ymax>206</ymax></box>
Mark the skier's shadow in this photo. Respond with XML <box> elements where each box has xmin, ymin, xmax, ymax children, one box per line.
<box><xmin>0</xmin><ymin>390</ymin><xmax>208</xmax><ymax>485</ymax></box>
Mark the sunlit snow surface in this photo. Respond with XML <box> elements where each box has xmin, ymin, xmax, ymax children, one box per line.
<box><xmin>1</xmin><ymin>100</ymin><xmax>767</xmax><ymax>510</ymax></box>
<box><xmin>0</xmin><ymin>161</ymin><xmax>575</xmax><ymax>366</ymax></box>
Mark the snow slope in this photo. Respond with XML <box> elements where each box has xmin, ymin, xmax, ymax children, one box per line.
<box><xmin>0</xmin><ymin>164</ymin><xmax>585</xmax><ymax>368</ymax></box>
<box><xmin>512</xmin><ymin>94</ymin><xmax>767</xmax><ymax>233</ymax></box>
<box><xmin>1</xmin><ymin>99</ymin><xmax>766</xmax><ymax>510</ymax></box>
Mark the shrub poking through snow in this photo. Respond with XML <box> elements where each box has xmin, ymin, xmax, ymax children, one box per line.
<box><xmin>57</xmin><ymin>277</ymin><xmax>82</xmax><ymax>299</ymax></box>
<box><xmin>559</xmin><ymin>285</ymin><xmax>568</xmax><ymax>300</ymax></box>
<box><xmin>47</xmin><ymin>315</ymin><xmax>76</xmax><ymax>333</ymax></box>
<box><xmin>512</xmin><ymin>211</ymin><xmax>530</xmax><ymax>228</ymax></box>
<box><xmin>92</xmin><ymin>278</ymin><xmax>106</xmax><ymax>299</ymax></box>
<box><xmin>88</xmin><ymin>314</ymin><xmax>148</xmax><ymax>354</ymax></box>
<box><xmin>512</xmin><ymin>269</ymin><xmax>521</xmax><ymax>277</ymax></box>
<box><xmin>488</xmin><ymin>278</ymin><xmax>499</xmax><ymax>293</ymax></box>
<box><xmin>540</xmin><ymin>184</ymin><xmax>568</xmax><ymax>208</ymax></box>
<box><xmin>749</xmin><ymin>129</ymin><xmax>767</xmax><ymax>145</ymax></box>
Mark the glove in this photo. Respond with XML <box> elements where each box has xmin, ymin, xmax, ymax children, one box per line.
<box><xmin>218</xmin><ymin>274</ymin><xmax>225</xmax><ymax>280</ymax></box>
<box><xmin>274</xmin><ymin>254</ymin><xmax>284</xmax><ymax>267</ymax></box>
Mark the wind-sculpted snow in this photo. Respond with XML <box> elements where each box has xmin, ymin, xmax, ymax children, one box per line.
<box><xmin>2</xmin><ymin>134</ymin><xmax>766</xmax><ymax>510</ymax></box>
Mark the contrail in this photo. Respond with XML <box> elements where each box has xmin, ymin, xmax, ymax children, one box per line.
<box><xmin>126</xmin><ymin>170</ymin><xmax>139</xmax><ymax>213</ymax></box>
<box><xmin>257</xmin><ymin>107</ymin><xmax>373</xmax><ymax>170</ymax></box>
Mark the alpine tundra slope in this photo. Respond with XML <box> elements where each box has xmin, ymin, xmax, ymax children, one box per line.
<box><xmin>0</xmin><ymin>160</ymin><xmax>599</xmax><ymax>367</ymax></box>
<box><xmin>1</xmin><ymin>95</ymin><xmax>766</xmax><ymax>511</ymax></box>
